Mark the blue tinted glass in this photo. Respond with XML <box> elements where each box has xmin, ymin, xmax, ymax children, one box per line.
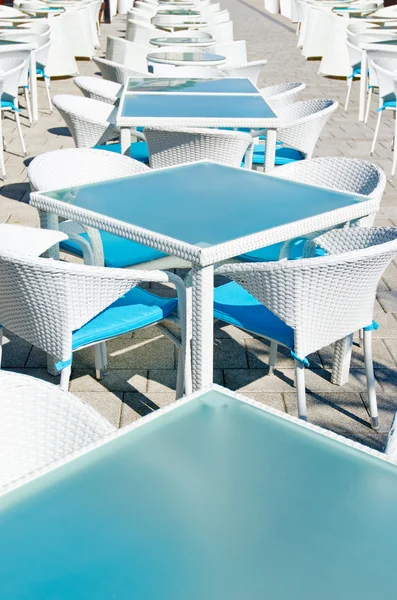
<box><xmin>0</xmin><ymin>390</ymin><xmax>396</xmax><ymax>600</ymax></box>
<box><xmin>121</xmin><ymin>93</ymin><xmax>275</xmax><ymax>118</ymax></box>
<box><xmin>126</xmin><ymin>77</ymin><xmax>258</xmax><ymax>93</ymax></box>
<box><xmin>43</xmin><ymin>163</ymin><xmax>364</xmax><ymax>247</ymax></box>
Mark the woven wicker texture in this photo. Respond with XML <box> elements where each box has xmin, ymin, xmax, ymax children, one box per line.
<box><xmin>74</xmin><ymin>76</ymin><xmax>121</xmax><ymax>105</ymax></box>
<box><xmin>0</xmin><ymin>370</ymin><xmax>114</xmax><ymax>492</ymax></box>
<box><xmin>216</xmin><ymin>228</ymin><xmax>397</xmax><ymax>360</ymax></box>
<box><xmin>0</xmin><ymin>223</ymin><xmax>67</xmax><ymax>256</ymax></box>
<box><xmin>52</xmin><ymin>94</ymin><xmax>119</xmax><ymax>148</ymax></box>
<box><xmin>93</xmin><ymin>56</ymin><xmax>150</xmax><ymax>84</ymax></box>
<box><xmin>28</xmin><ymin>147</ymin><xmax>149</xmax><ymax>192</ymax></box>
<box><xmin>258</xmin><ymin>82</ymin><xmax>306</xmax><ymax>110</ymax></box>
<box><xmin>144</xmin><ymin>126</ymin><xmax>252</xmax><ymax>169</ymax></box>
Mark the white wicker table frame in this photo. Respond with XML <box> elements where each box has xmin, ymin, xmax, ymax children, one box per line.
<box><xmin>30</xmin><ymin>163</ymin><xmax>379</xmax><ymax>392</ymax></box>
<box><xmin>116</xmin><ymin>76</ymin><xmax>281</xmax><ymax>173</ymax></box>
<box><xmin>0</xmin><ymin>40</ymin><xmax>39</xmax><ymax>122</ymax></box>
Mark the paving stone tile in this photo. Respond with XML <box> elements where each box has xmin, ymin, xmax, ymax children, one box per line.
<box><xmin>78</xmin><ymin>391</ymin><xmax>123</xmax><ymax>428</ymax></box>
<box><xmin>69</xmin><ymin>370</ymin><xmax>147</xmax><ymax>393</ymax></box>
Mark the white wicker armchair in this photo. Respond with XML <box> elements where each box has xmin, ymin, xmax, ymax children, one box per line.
<box><xmin>0</xmin><ymin>238</ymin><xmax>190</xmax><ymax>396</ymax></box>
<box><xmin>74</xmin><ymin>75</ymin><xmax>121</xmax><ymax>104</ymax></box>
<box><xmin>93</xmin><ymin>56</ymin><xmax>151</xmax><ymax>84</ymax></box>
<box><xmin>222</xmin><ymin>59</ymin><xmax>267</xmax><ymax>85</ymax></box>
<box><xmin>0</xmin><ymin>370</ymin><xmax>115</xmax><ymax>494</ymax></box>
<box><xmin>144</xmin><ymin>126</ymin><xmax>252</xmax><ymax>169</ymax></box>
<box><xmin>258</xmin><ymin>82</ymin><xmax>306</xmax><ymax>110</ymax></box>
<box><xmin>215</xmin><ymin>227</ymin><xmax>397</xmax><ymax>428</ymax></box>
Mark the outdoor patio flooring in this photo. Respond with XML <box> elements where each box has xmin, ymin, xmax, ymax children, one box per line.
<box><xmin>1</xmin><ymin>0</ymin><xmax>397</xmax><ymax>451</ymax></box>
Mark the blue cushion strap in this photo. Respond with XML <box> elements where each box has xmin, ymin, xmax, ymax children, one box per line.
<box><xmin>363</xmin><ymin>320</ymin><xmax>379</xmax><ymax>332</ymax></box>
<box><xmin>54</xmin><ymin>356</ymin><xmax>72</xmax><ymax>372</ymax></box>
<box><xmin>1</xmin><ymin>100</ymin><xmax>20</xmax><ymax>112</ymax></box>
<box><xmin>290</xmin><ymin>351</ymin><xmax>310</xmax><ymax>367</ymax></box>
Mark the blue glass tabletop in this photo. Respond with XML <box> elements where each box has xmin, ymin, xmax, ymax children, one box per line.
<box><xmin>126</xmin><ymin>77</ymin><xmax>258</xmax><ymax>94</ymax></box>
<box><xmin>0</xmin><ymin>388</ymin><xmax>396</xmax><ymax>599</ymax></box>
<box><xmin>40</xmin><ymin>162</ymin><xmax>365</xmax><ymax>248</ymax></box>
<box><xmin>121</xmin><ymin>94</ymin><xmax>275</xmax><ymax>119</ymax></box>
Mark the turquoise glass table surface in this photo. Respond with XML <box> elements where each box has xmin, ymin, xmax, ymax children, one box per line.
<box><xmin>41</xmin><ymin>162</ymin><xmax>367</xmax><ymax>249</ymax></box>
<box><xmin>0</xmin><ymin>387</ymin><xmax>396</xmax><ymax>600</ymax></box>
<box><xmin>125</xmin><ymin>77</ymin><xmax>259</xmax><ymax>94</ymax></box>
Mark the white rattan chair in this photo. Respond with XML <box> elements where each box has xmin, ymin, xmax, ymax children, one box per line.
<box><xmin>250</xmin><ymin>98</ymin><xmax>338</xmax><ymax>168</ymax></box>
<box><xmin>93</xmin><ymin>56</ymin><xmax>150</xmax><ymax>83</ymax></box>
<box><xmin>215</xmin><ymin>227</ymin><xmax>397</xmax><ymax>428</ymax></box>
<box><xmin>105</xmin><ymin>37</ymin><xmax>149</xmax><ymax>71</ymax></box>
<box><xmin>0</xmin><ymin>57</ymin><xmax>27</xmax><ymax>180</ymax></box>
<box><xmin>126</xmin><ymin>18</ymin><xmax>157</xmax><ymax>45</ymax></box>
<box><xmin>258</xmin><ymin>82</ymin><xmax>306</xmax><ymax>110</ymax></box>
<box><xmin>368</xmin><ymin>55</ymin><xmax>397</xmax><ymax>165</ymax></box>
<box><xmin>0</xmin><ymin>234</ymin><xmax>190</xmax><ymax>396</ymax></box>
<box><xmin>0</xmin><ymin>370</ymin><xmax>115</xmax><ymax>494</ymax></box>
<box><xmin>221</xmin><ymin>59</ymin><xmax>267</xmax><ymax>85</ymax></box>
<box><xmin>74</xmin><ymin>75</ymin><xmax>121</xmax><ymax>104</ymax></box>
<box><xmin>239</xmin><ymin>157</ymin><xmax>386</xmax><ymax>262</ymax></box>
<box><xmin>144</xmin><ymin>126</ymin><xmax>252</xmax><ymax>169</ymax></box>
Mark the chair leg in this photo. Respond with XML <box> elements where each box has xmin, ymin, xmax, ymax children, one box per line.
<box><xmin>364</xmin><ymin>86</ymin><xmax>372</xmax><ymax>126</ymax></box>
<box><xmin>268</xmin><ymin>341</ymin><xmax>278</xmax><ymax>375</ymax></box>
<box><xmin>344</xmin><ymin>77</ymin><xmax>352</xmax><ymax>112</ymax></box>
<box><xmin>0</xmin><ymin>117</ymin><xmax>6</xmax><ymax>181</ymax></box>
<box><xmin>14</xmin><ymin>110</ymin><xmax>26</xmax><ymax>157</ymax></box>
<box><xmin>100</xmin><ymin>341</ymin><xmax>108</xmax><ymax>376</ymax></box>
<box><xmin>176</xmin><ymin>346</ymin><xmax>184</xmax><ymax>399</ymax></box>
<box><xmin>94</xmin><ymin>342</ymin><xmax>108</xmax><ymax>379</ymax></box>
<box><xmin>24</xmin><ymin>87</ymin><xmax>32</xmax><ymax>127</ymax></box>
<box><xmin>60</xmin><ymin>365</ymin><xmax>72</xmax><ymax>391</ymax></box>
<box><xmin>331</xmin><ymin>334</ymin><xmax>353</xmax><ymax>386</ymax></box>
<box><xmin>294</xmin><ymin>360</ymin><xmax>307</xmax><ymax>421</ymax></box>
<box><xmin>44</xmin><ymin>77</ymin><xmax>53</xmax><ymax>113</ymax></box>
<box><xmin>0</xmin><ymin>327</ymin><xmax>3</xmax><ymax>368</ymax></box>
<box><xmin>363</xmin><ymin>329</ymin><xmax>379</xmax><ymax>430</ymax></box>
<box><xmin>392</xmin><ymin>112</ymin><xmax>397</xmax><ymax>178</ymax></box>
<box><xmin>370</xmin><ymin>111</ymin><xmax>382</xmax><ymax>156</ymax></box>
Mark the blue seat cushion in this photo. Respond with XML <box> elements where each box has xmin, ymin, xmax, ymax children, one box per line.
<box><xmin>239</xmin><ymin>239</ymin><xmax>327</xmax><ymax>262</ymax></box>
<box><xmin>94</xmin><ymin>141</ymin><xmax>149</xmax><ymax>164</ymax></box>
<box><xmin>60</xmin><ymin>230</ymin><xmax>167</xmax><ymax>268</ymax></box>
<box><xmin>214</xmin><ymin>281</ymin><xmax>294</xmax><ymax>349</ymax></box>
<box><xmin>72</xmin><ymin>286</ymin><xmax>177</xmax><ymax>350</ymax></box>
<box><xmin>251</xmin><ymin>144</ymin><xmax>304</xmax><ymax>166</ymax></box>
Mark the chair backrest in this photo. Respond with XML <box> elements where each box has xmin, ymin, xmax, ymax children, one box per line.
<box><xmin>346</xmin><ymin>39</ymin><xmax>364</xmax><ymax>70</ymax></box>
<box><xmin>212</xmin><ymin>40</ymin><xmax>246</xmax><ymax>67</ymax></box>
<box><xmin>34</xmin><ymin>38</ymin><xmax>51</xmax><ymax>70</ymax></box>
<box><xmin>0</xmin><ymin>32</ymin><xmax>49</xmax><ymax>44</ymax></box>
<box><xmin>216</xmin><ymin>227</ymin><xmax>397</xmax><ymax>360</ymax></box>
<box><xmin>0</xmin><ymin>47</ymin><xmax>31</xmax><ymax>87</ymax></box>
<box><xmin>105</xmin><ymin>36</ymin><xmax>149</xmax><ymax>71</ymax></box>
<box><xmin>369</xmin><ymin>58</ymin><xmax>396</xmax><ymax>101</ymax></box>
<box><xmin>203</xmin><ymin>21</ymin><xmax>234</xmax><ymax>43</ymax></box>
<box><xmin>0</xmin><ymin>58</ymin><xmax>26</xmax><ymax>103</ymax></box>
<box><xmin>276</xmin><ymin>98</ymin><xmax>339</xmax><ymax>158</ymax></box>
<box><xmin>144</xmin><ymin>126</ymin><xmax>252</xmax><ymax>169</ymax></box>
<box><xmin>126</xmin><ymin>18</ymin><xmax>156</xmax><ymax>45</ymax></box>
<box><xmin>52</xmin><ymin>94</ymin><xmax>118</xmax><ymax>148</ymax></box>
<box><xmin>0</xmin><ymin>370</ymin><xmax>115</xmax><ymax>492</ymax></box>
<box><xmin>259</xmin><ymin>82</ymin><xmax>306</xmax><ymax>110</ymax></box>
<box><xmin>0</xmin><ymin>248</ymin><xmax>146</xmax><ymax>363</ymax></box>
<box><xmin>73</xmin><ymin>75</ymin><xmax>121</xmax><ymax>104</ymax></box>
<box><xmin>93</xmin><ymin>56</ymin><xmax>149</xmax><ymax>83</ymax></box>
<box><xmin>222</xmin><ymin>60</ymin><xmax>266</xmax><ymax>85</ymax></box>
<box><xmin>28</xmin><ymin>148</ymin><xmax>149</xmax><ymax>191</ymax></box>
<box><xmin>26</xmin><ymin>21</ymin><xmax>51</xmax><ymax>35</ymax></box>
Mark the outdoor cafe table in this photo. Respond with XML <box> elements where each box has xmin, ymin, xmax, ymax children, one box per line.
<box><xmin>117</xmin><ymin>77</ymin><xmax>281</xmax><ymax>172</ymax></box>
<box><xmin>147</xmin><ymin>50</ymin><xmax>226</xmax><ymax>68</ymax></box>
<box><xmin>30</xmin><ymin>161</ymin><xmax>380</xmax><ymax>392</ymax></box>
<box><xmin>150</xmin><ymin>35</ymin><xmax>215</xmax><ymax>47</ymax></box>
<box><xmin>1</xmin><ymin>384</ymin><xmax>396</xmax><ymax>599</ymax></box>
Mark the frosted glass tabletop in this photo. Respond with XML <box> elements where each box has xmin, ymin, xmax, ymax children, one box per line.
<box><xmin>150</xmin><ymin>36</ymin><xmax>214</xmax><ymax>47</ymax></box>
<box><xmin>120</xmin><ymin>93</ymin><xmax>275</xmax><ymax>119</ymax></box>
<box><xmin>0</xmin><ymin>388</ymin><xmax>396</xmax><ymax>599</ymax></box>
<box><xmin>125</xmin><ymin>77</ymin><xmax>259</xmax><ymax>94</ymax></box>
<box><xmin>40</xmin><ymin>162</ymin><xmax>365</xmax><ymax>248</ymax></box>
<box><xmin>147</xmin><ymin>51</ymin><xmax>224</xmax><ymax>62</ymax></box>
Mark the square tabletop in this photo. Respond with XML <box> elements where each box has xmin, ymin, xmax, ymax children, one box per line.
<box><xmin>0</xmin><ymin>386</ymin><xmax>395</xmax><ymax>599</ymax></box>
<box><xmin>117</xmin><ymin>77</ymin><xmax>279</xmax><ymax>128</ymax></box>
<box><xmin>30</xmin><ymin>162</ymin><xmax>379</xmax><ymax>266</ymax></box>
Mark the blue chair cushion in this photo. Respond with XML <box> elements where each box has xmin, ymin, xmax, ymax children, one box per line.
<box><xmin>214</xmin><ymin>281</ymin><xmax>294</xmax><ymax>349</ymax></box>
<box><xmin>94</xmin><ymin>141</ymin><xmax>149</xmax><ymax>164</ymax></box>
<box><xmin>377</xmin><ymin>99</ymin><xmax>396</xmax><ymax>111</ymax></box>
<box><xmin>72</xmin><ymin>286</ymin><xmax>177</xmax><ymax>350</ymax></box>
<box><xmin>60</xmin><ymin>230</ymin><xmax>167</xmax><ymax>268</ymax></box>
<box><xmin>251</xmin><ymin>144</ymin><xmax>304</xmax><ymax>166</ymax></box>
<box><xmin>238</xmin><ymin>239</ymin><xmax>327</xmax><ymax>262</ymax></box>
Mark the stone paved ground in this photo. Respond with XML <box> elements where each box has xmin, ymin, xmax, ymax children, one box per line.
<box><xmin>1</xmin><ymin>1</ymin><xmax>397</xmax><ymax>450</ymax></box>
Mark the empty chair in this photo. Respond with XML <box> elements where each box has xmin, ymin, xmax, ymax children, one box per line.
<box><xmin>105</xmin><ymin>37</ymin><xmax>149</xmax><ymax>71</ymax></box>
<box><xmin>250</xmin><ymin>98</ymin><xmax>338</xmax><ymax>168</ymax></box>
<box><xmin>74</xmin><ymin>76</ymin><xmax>121</xmax><ymax>104</ymax></box>
<box><xmin>93</xmin><ymin>56</ymin><xmax>151</xmax><ymax>83</ymax></box>
<box><xmin>239</xmin><ymin>157</ymin><xmax>386</xmax><ymax>262</ymax></box>
<box><xmin>203</xmin><ymin>21</ymin><xmax>234</xmax><ymax>43</ymax></box>
<box><xmin>0</xmin><ymin>234</ymin><xmax>189</xmax><ymax>395</ymax></box>
<box><xmin>259</xmin><ymin>82</ymin><xmax>306</xmax><ymax>110</ymax></box>
<box><xmin>212</xmin><ymin>40</ymin><xmax>247</xmax><ymax>67</ymax></box>
<box><xmin>28</xmin><ymin>148</ymin><xmax>171</xmax><ymax>269</ymax></box>
<box><xmin>222</xmin><ymin>59</ymin><xmax>267</xmax><ymax>85</ymax></box>
<box><xmin>0</xmin><ymin>370</ymin><xmax>115</xmax><ymax>493</ymax></box>
<box><xmin>0</xmin><ymin>57</ymin><xmax>27</xmax><ymax>180</ymax></box>
<box><xmin>144</xmin><ymin>127</ymin><xmax>252</xmax><ymax>169</ymax></box>
<box><xmin>126</xmin><ymin>18</ymin><xmax>157</xmax><ymax>45</ymax></box>
<box><xmin>214</xmin><ymin>227</ymin><xmax>397</xmax><ymax>428</ymax></box>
